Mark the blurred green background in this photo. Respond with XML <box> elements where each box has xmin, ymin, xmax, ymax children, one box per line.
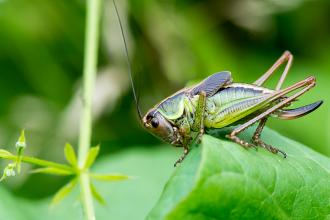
<box><xmin>0</xmin><ymin>0</ymin><xmax>329</xmax><ymax>208</ymax></box>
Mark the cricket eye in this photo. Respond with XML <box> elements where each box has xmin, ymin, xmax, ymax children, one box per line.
<box><xmin>151</xmin><ymin>118</ymin><xmax>159</xmax><ymax>128</ymax></box>
<box><xmin>146</xmin><ymin>114</ymin><xmax>152</xmax><ymax>120</ymax></box>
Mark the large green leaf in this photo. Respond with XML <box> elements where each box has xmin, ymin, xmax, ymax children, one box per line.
<box><xmin>148</xmin><ymin>128</ymin><xmax>330</xmax><ymax>220</ymax></box>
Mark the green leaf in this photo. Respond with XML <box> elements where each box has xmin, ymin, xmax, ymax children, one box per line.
<box><xmin>30</xmin><ymin>167</ymin><xmax>74</xmax><ymax>176</ymax></box>
<box><xmin>148</xmin><ymin>128</ymin><xmax>330</xmax><ymax>220</ymax></box>
<box><xmin>90</xmin><ymin>182</ymin><xmax>105</xmax><ymax>205</ymax></box>
<box><xmin>83</xmin><ymin>145</ymin><xmax>100</xmax><ymax>169</ymax></box>
<box><xmin>64</xmin><ymin>143</ymin><xmax>77</xmax><ymax>167</ymax></box>
<box><xmin>0</xmin><ymin>150</ymin><xmax>13</xmax><ymax>157</ymax></box>
<box><xmin>51</xmin><ymin>178</ymin><xmax>78</xmax><ymax>206</ymax></box>
<box><xmin>89</xmin><ymin>173</ymin><xmax>130</xmax><ymax>182</ymax></box>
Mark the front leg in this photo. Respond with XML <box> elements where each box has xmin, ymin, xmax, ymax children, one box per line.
<box><xmin>174</xmin><ymin>146</ymin><xmax>189</xmax><ymax>167</ymax></box>
<box><xmin>191</xmin><ymin>91</ymin><xmax>206</xmax><ymax>143</ymax></box>
<box><xmin>174</xmin><ymin>91</ymin><xmax>207</xmax><ymax>167</ymax></box>
<box><xmin>173</xmin><ymin>117</ymin><xmax>192</xmax><ymax>167</ymax></box>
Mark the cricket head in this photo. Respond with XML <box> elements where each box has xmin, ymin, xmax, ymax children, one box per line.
<box><xmin>142</xmin><ymin>108</ymin><xmax>182</xmax><ymax>146</ymax></box>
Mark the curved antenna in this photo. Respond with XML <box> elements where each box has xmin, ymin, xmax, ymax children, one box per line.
<box><xmin>112</xmin><ymin>0</ymin><xmax>143</xmax><ymax>120</ymax></box>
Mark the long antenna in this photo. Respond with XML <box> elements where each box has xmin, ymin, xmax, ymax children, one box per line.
<box><xmin>113</xmin><ymin>0</ymin><xmax>143</xmax><ymax>120</ymax></box>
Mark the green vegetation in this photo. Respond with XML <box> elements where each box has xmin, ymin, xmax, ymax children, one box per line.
<box><xmin>0</xmin><ymin>146</ymin><xmax>178</xmax><ymax>219</ymax></box>
<box><xmin>148</xmin><ymin>129</ymin><xmax>330</xmax><ymax>219</ymax></box>
<box><xmin>0</xmin><ymin>0</ymin><xmax>329</xmax><ymax>219</ymax></box>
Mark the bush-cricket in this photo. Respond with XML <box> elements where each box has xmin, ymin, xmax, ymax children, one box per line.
<box><xmin>113</xmin><ymin>1</ymin><xmax>323</xmax><ymax>167</ymax></box>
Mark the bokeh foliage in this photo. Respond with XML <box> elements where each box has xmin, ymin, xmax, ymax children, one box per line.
<box><xmin>0</xmin><ymin>0</ymin><xmax>329</xmax><ymax>217</ymax></box>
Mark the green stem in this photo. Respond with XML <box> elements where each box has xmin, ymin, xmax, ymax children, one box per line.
<box><xmin>0</xmin><ymin>154</ymin><xmax>74</xmax><ymax>172</ymax></box>
<box><xmin>78</xmin><ymin>0</ymin><xmax>102</xmax><ymax>219</ymax></box>
<box><xmin>80</xmin><ymin>172</ymin><xmax>95</xmax><ymax>219</ymax></box>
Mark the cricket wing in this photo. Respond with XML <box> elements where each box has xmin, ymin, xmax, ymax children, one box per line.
<box><xmin>204</xmin><ymin>84</ymin><xmax>273</xmax><ymax>128</ymax></box>
<box><xmin>274</xmin><ymin>100</ymin><xmax>323</xmax><ymax>119</ymax></box>
<box><xmin>190</xmin><ymin>71</ymin><xmax>232</xmax><ymax>97</ymax></box>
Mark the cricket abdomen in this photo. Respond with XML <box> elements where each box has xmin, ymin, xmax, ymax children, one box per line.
<box><xmin>204</xmin><ymin>83</ymin><xmax>274</xmax><ymax>128</ymax></box>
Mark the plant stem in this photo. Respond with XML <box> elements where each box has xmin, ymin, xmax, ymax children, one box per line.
<box><xmin>78</xmin><ymin>0</ymin><xmax>102</xmax><ymax>219</ymax></box>
<box><xmin>79</xmin><ymin>1</ymin><xmax>101</xmax><ymax>166</ymax></box>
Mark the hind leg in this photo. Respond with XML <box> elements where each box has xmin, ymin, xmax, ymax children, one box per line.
<box><xmin>254</xmin><ymin>51</ymin><xmax>293</xmax><ymax>89</ymax></box>
<box><xmin>251</xmin><ymin>118</ymin><xmax>287</xmax><ymax>157</ymax></box>
<box><xmin>227</xmin><ymin>76</ymin><xmax>315</xmax><ymax>156</ymax></box>
<box><xmin>251</xmin><ymin>51</ymin><xmax>293</xmax><ymax>156</ymax></box>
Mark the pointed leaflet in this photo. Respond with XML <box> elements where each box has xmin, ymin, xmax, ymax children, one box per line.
<box><xmin>30</xmin><ymin>167</ymin><xmax>74</xmax><ymax>176</ymax></box>
<box><xmin>64</xmin><ymin>143</ymin><xmax>77</xmax><ymax>167</ymax></box>
<box><xmin>83</xmin><ymin>145</ymin><xmax>100</xmax><ymax>169</ymax></box>
<box><xmin>51</xmin><ymin>178</ymin><xmax>78</xmax><ymax>206</ymax></box>
<box><xmin>0</xmin><ymin>150</ymin><xmax>13</xmax><ymax>157</ymax></box>
<box><xmin>90</xmin><ymin>182</ymin><xmax>105</xmax><ymax>205</ymax></box>
<box><xmin>90</xmin><ymin>173</ymin><xmax>130</xmax><ymax>182</ymax></box>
